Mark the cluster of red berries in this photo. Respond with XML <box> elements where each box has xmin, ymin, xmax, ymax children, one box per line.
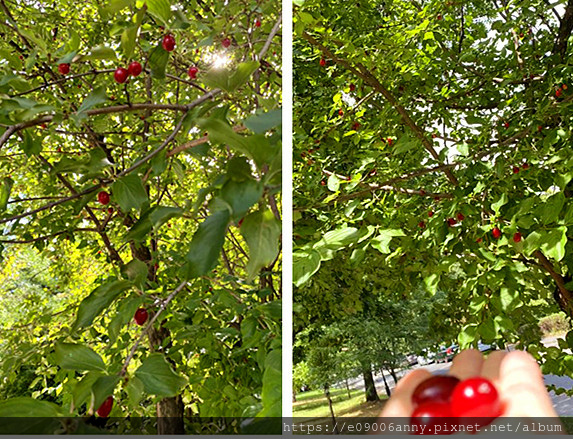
<box><xmin>114</xmin><ymin>61</ymin><xmax>142</xmax><ymax>84</ymax></box>
<box><xmin>410</xmin><ymin>375</ymin><xmax>502</xmax><ymax>434</ymax></box>
<box><xmin>555</xmin><ymin>83</ymin><xmax>567</xmax><ymax>98</ymax></box>
<box><xmin>513</xmin><ymin>162</ymin><xmax>530</xmax><ymax>174</ymax></box>
<box><xmin>446</xmin><ymin>212</ymin><xmax>464</xmax><ymax>227</ymax></box>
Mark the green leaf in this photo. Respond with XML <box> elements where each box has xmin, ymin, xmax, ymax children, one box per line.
<box><xmin>112</xmin><ymin>174</ymin><xmax>149</xmax><ymax>212</ymax></box>
<box><xmin>74</xmin><ymin>86</ymin><xmax>107</xmax><ymax>122</ymax></box>
<box><xmin>21</xmin><ymin>131</ymin><xmax>42</xmax><ymax>156</ymax></box>
<box><xmin>227</xmin><ymin>61</ymin><xmax>260</xmax><ymax>92</ymax></box>
<box><xmin>327</xmin><ymin>174</ymin><xmax>339</xmax><ymax>192</ymax></box>
<box><xmin>73</xmin><ymin>279</ymin><xmax>133</xmax><ymax>330</ymax></box>
<box><xmin>81</xmin><ymin>45</ymin><xmax>117</xmax><ymax>61</ymax></box>
<box><xmin>54</xmin><ymin>343</ymin><xmax>106</xmax><ymax>371</ymax></box>
<box><xmin>72</xmin><ymin>372</ymin><xmax>100</xmax><ymax>410</ymax></box>
<box><xmin>424</xmin><ymin>273</ymin><xmax>439</xmax><ymax>294</ymax></box>
<box><xmin>146</xmin><ymin>0</ymin><xmax>171</xmax><ymax>25</ymax></box>
<box><xmin>566</xmin><ymin>330</ymin><xmax>573</xmax><ymax>350</ymax></box>
<box><xmin>541</xmin><ymin>192</ymin><xmax>565</xmax><ymax>225</ymax></box>
<box><xmin>92</xmin><ymin>375</ymin><xmax>120</xmax><ymax>409</ymax></box>
<box><xmin>458</xmin><ymin>324</ymin><xmax>478</xmax><ymax>347</ymax></box>
<box><xmin>126</xmin><ymin>376</ymin><xmax>145</xmax><ymax>408</ymax></box>
<box><xmin>0</xmin><ymin>177</ymin><xmax>14</xmax><ymax>212</ymax></box>
<box><xmin>121</xmin><ymin>26</ymin><xmax>139</xmax><ymax>60</ymax></box>
<box><xmin>240</xmin><ymin>209</ymin><xmax>281</xmax><ymax>280</ymax></box>
<box><xmin>293</xmin><ymin>249</ymin><xmax>321</xmax><ymax>288</ymax></box>
<box><xmin>183</xmin><ymin>210</ymin><xmax>230</xmax><ymax>279</ymax></box>
<box><xmin>134</xmin><ymin>353</ymin><xmax>187</xmax><ymax>397</ymax></box>
<box><xmin>0</xmin><ymin>397</ymin><xmax>61</xmax><ymax>417</ymax></box>
<box><xmin>149</xmin><ymin>44</ymin><xmax>169</xmax><ymax>79</ymax></box>
<box><xmin>220</xmin><ymin>179</ymin><xmax>264</xmax><ymax>220</ymax></box>
<box><xmin>121</xmin><ymin>259</ymin><xmax>148</xmax><ymax>289</ymax></box>
<box><xmin>491</xmin><ymin>193</ymin><xmax>508</xmax><ymax>214</ymax></box>
<box><xmin>243</xmin><ymin>109</ymin><xmax>282</xmax><ymax>134</ymax></box>
<box><xmin>101</xmin><ymin>0</ymin><xmax>134</xmax><ymax>15</ymax></box>
<box><xmin>149</xmin><ymin>206</ymin><xmax>183</xmax><ymax>230</ymax></box>
<box><xmin>539</xmin><ymin>227</ymin><xmax>567</xmax><ymax>261</ymax></box>
<box><xmin>371</xmin><ymin>229</ymin><xmax>406</xmax><ymax>254</ymax></box>
<box><xmin>258</xmin><ymin>349</ymin><xmax>281</xmax><ymax>417</ymax></box>
<box><xmin>500</xmin><ymin>287</ymin><xmax>522</xmax><ymax>312</ymax></box>
<box><xmin>478</xmin><ymin>318</ymin><xmax>497</xmax><ymax>340</ymax></box>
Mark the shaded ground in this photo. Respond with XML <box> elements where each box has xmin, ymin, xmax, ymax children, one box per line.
<box><xmin>293</xmin><ymin>387</ymin><xmax>387</xmax><ymax>419</ymax></box>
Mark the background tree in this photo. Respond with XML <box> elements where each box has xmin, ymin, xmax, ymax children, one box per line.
<box><xmin>0</xmin><ymin>0</ymin><xmax>282</xmax><ymax>433</ymax></box>
<box><xmin>293</xmin><ymin>0</ymin><xmax>573</xmax><ymax>398</ymax></box>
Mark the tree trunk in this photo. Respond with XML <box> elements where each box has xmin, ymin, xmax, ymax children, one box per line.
<box><xmin>292</xmin><ymin>389</ymin><xmax>297</xmax><ymax>403</ymax></box>
<box><xmin>345</xmin><ymin>378</ymin><xmax>351</xmax><ymax>399</ymax></box>
<box><xmin>362</xmin><ymin>365</ymin><xmax>379</xmax><ymax>402</ymax></box>
<box><xmin>390</xmin><ymin>367</ymin><xmax>398</xmax><ymax>384</ymax></box>
<box><xmin>324</xmin><ymin>384</ymin><xmax>339</xmax><ymax>435</ymax></box>
<box><xmin>156</xmin><ymin>395</ymin><xmax>185</xmax><ymax>434</ymax></box>
<box><xmin>380</xmin><ymin>368</ymin><xmax>391</xmax><ymax>397</ymax></box>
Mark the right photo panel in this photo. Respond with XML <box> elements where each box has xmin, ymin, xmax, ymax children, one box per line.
<box><xmin>292</xmin><ymin>0</ymin><xmax>572</xmax><ymax>434</ymax></box>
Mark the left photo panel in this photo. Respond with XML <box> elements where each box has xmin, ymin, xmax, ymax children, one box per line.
<box><xmin>0</xmin><ymin>0</ymin><xmax>282</xmax><ymax>434</ymax></box>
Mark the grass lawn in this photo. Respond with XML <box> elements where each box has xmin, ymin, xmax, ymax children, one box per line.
<box><xmin>293</xmin><ymin>386</ymin><xmax>387</xmax><ymax>418</ymax></box>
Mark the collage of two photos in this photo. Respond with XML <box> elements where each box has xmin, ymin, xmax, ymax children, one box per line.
<box><xmin>0</xmin><ymin>0</ymin><xmax>573</xmax><ymax>435</ymax></box>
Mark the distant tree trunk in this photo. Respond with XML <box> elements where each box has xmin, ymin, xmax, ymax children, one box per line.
<box><xmin>390</xmin><ymin>367</ymin><xmax>398</xmax><ymax>384</ymax></box>
<box><xmin>380</xmin><ymin>368</ymin><xmax>391</xmax><ymax>397</ymax></box>
<box><xmin>362</xmin><ymin>365</ymin><xmax>379</xmax><ymax>402</ymax></box>
<box><xmin>324</xmin><ymin>384</ymin><xmax>339</xmax><ymax>434</ymax></box>
<box><xmin>293</xmin><ymin>389</ymin><xmax>297</xmax><ymax>403</ymax></box>
<box><xmin>345</xmin><ymin>378</ymin><xmax>351</xmax><ymax>399</ymax></box>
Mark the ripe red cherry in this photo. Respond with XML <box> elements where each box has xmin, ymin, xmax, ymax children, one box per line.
<box><xmin>338</xmin><ymin>109</ymin><xmax>344</xmax><ymax>116</ymax></box>
<box><xmin>255</xmin><ymin>19</ymin><xmax>261</xmax><ymax>27</ymax></box>
<box><xmin>428</xmin><ymin>211</ymin><xmax>434</xmax><ymax>217</ymax></box>
<box><xmin>114</xmin><ymin>67</ymin><xmax>129</xmax><ymax>84</ymax></box>
<box><xmin>418</xmin><ymin>221</ymin><xmax>426</xmax><ymax>229</ymax></box>
<box><xmin>512</xmin><ymin>166</ymin><xmax>519</xmax><ymax>174</ymax></box>
<box><xmin>188</xmin><ymin>66</ymin><xmax>199</xmax><ymax>79</ymax></box>
<box><xmin>352</xmin><ymin>122</ymin><xmax>360</xmax><ymax>130</ymax></box>
<box><xmin>134</xmin><ymin>308</ymin><xmax>149</xmax><ymax>326</ymax></box>
<box><xmin>476</xmin><ymin>237</ymin><xmax>482</xmax><ymax>243</ymax></box>
<box><xmin>162</xmin><ymin>34</ymin><xmax>176</xmax><ymax>51</ymax></box>
<box><xmin>128</xmin><ymin>61</ymin><xmax>142</xmax><ymax>77</ymax></box>
<box><xmin>222</xmin><ymin>37</ymin><xmax>231</xmax><ymax>48</ymax></box>
<box><xmin>387</xmin><ymin>137</ymin><xmax>393</xmax><ymax>146</ymax></box>
<box><xmin>436</xmin><ymin>14</ymin><xmax>443</xmax><ymax>20</ymax></box>
<box><xmin>96</xmin><ymin>396</ymin><xmax>113</xmax><ymax>418</ymax></box>
<box><xmin>556</xmin><ymin>88</ymin><xmax>562</xmax><ymax>97</ymax></box>
<box><xmin>492</xmin><ymin>227</ymin><xmax>502</xmax><ymax>239</ymax></box>
<box><xmin>410</xmin><ymin>401</ymin><xmax>453</xmax><ymax>435</ymax></box>
<box><xmin>456</xmin><ymin>212</ymin><xmax>465</xmax><ymax>221</ymax></box>
<box><xmin>522</xmin><ymin>162</ymin><xmax>529</xmax><ymax>170</ymax></box>
<box><xmin>513</xmin><ymin>232</ymin><xmax>522</xmax><ymax>242</ymax></box>
<box><xmin>320</xmin><ymin>180</ymin><xmax>326</xmax><ymax>186</ymax></box>
<box><xmin>412</xmin><ymin>375</ymin><xmax>460</xmax><ymax>406</ymax></box>
<box><xmin>319</xmin><ymin>58</ymin><xmax>326</xmax><ymax>67</ymax></box>
<box><xmin>503</xmin><ymin>121</ymin><xmax>509</xmax><ymax>128</ymax></box>
<box><xmin>349</xmin><ymin>83</ymin><xmax>356</xmax><ymax>92</ymax></box>
<box><xmin>97</xmin><ymin>191</ymin><xmax>110</xmax><ymax>205</ymax></box>
<box><xmin>450</xmin><ymin>377</ymin><xmax>501</xmax><ymax>420</ymax></box>
<box><xmin>58</xmin><ymin>63</ymin><xmax>70</xmax><ymax>75</ymax></box>
<box><xmin>447</xmin><ymin>217</ymin><xmax>457</xmax><ymax>227</ymax></box>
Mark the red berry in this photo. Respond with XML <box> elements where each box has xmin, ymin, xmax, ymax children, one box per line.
<box><xmin>556</xmin><ymin>88</ymin><xmax>562</xmax><ymax>97</ymax></box>
<box><xmin>387</xmin><ymin>137</ymin><xmax>393</xmax><ymax>146</ymax></box>
<box><xmin>512</xmin><ymin>166</ymin><xmax>519</xmax><ymax>174</ymax></box>
<box><xmin>352</xmin><ymin>122</ymin><xmax>360</xmax><ymax>130</ymax></box>
<box><xmin>127</xmin><ymin>61</ymin><xmax>142</xmax><ymax>77</ymax></box>
<box><xmin>96</xmin><ymin>396</ymin><xmax>113</xmax><ymax>418</ymax></box>
<box><xmin>418</xmin><ymin>221</ymin><xmax>426</xmax><ymax>229</ymax></box>
<box><xmin>222</xmin><ymin>38</ymin><xmax>231</xmax><ymax>48</ymax></box>
<box><xmin>492</xmin><ymin>227</ymin><xmax>502</xmax><ymax>239</ymax></box>
<box><xmin>349</xmin><ymin>83</ymin><xmax>356</xmax><ymax>92</ymax></box>
<box><xmin>237</xmin><ymin>218</ymin><xmax>244</xmax><ymax>227</ymax></box>
<box><xmin>431</xmin><ymin>133</ymin><xmax>437</xmax><ymax>138</ymax></box>
<box><xmin>513</xmin><ymin>232</ymin><xmax>522</xmax><ymax>242</ymax></box>
<box><xmin>537</xmin><ymin>125</ymin><xmax>543</xmax><ymax>132</ymax></box>
<box><xmin>412</xmin><ymin>375</ymin><xmax>460</xmax><ymax>406</ymax></box>
<box><xmin>107</xmin><ymin>207</ymin><xmax>114</xmax><ymax>214</ymax></box>
<box><xmin>58</xmin><ymin>63</ymin><xmax>70</xmax><ymax>75</ymax></box>
<box><xmin>97</xmin><ymin>191</ymin><xmax>110</xmax><ymax>206</ymax></box>
<box><xmin>476</xmin><ymin>237</ymin><xmax>482</xmax><ymax>243</ymax></box>
<box><xmin>188</xmin><ymin>66</ymin><xmax>199</xmax><ymax>79</ymax></box>
<box><xmin>319</xmin><ymin>58</ymin><xmax>326</xmax><ymax>67</ymax></box>
<box><xmin>563</xmin><ymin>84</ymin><xmax>568</xmax><ymax>90</ymax></box>
<box><xmin>450</xmin><ymin>377</ymin><xmax>501</xmax><ymax>421</ymax></box>
<box><xmin>504</xmin><ymin>122</ymin><xmax>509</xmax><ymax>128</ymax></box>
<box><xmin>428</xmin><ymin>211</ymin><xmax>434</xmax><ymax>217</ymax></box>
<box><xmin>114</xmin><ymin>67</ymin><xmax>129</xmax><ymax>84</ymax></box>
<box><xmin>437</xmin><ymin>14</ymin><xmax>443</xmax><ymax>20</ymax></box>
<box><xmin>255</xmin><ymin>19</ymin><xmax>261</xmax><ymax>27</ymax></box>
<box><xmin>320</xmin><ymin>180</ymin><xmax>326</xmax><ymax>186</ymax></box>
<box><xmin>162</xmin><ymin>34</ymin><xmax>176</xmax><ymax>51</ymax></box>
<box><xmin>134</xmin><ymin>308</ymin><xmax>149</xmax><ymax>326</ymax></box>
<box><xmin>522</xmin><ymin>162</ymin><xmax>529</xmax><ymax>170</ymax></box>
<box><xmin>456</xmin><ymin>212</ymin><xmax>464</xmax><ymax>221</ymax></box>
<box><xmin>40</xmin><ymin>123</ymin><xmax>47</xmax><ymax>129</ymax></box>
<box><xmin>338</xmin><ymin>109</ymin><xmax>344</xmax><ymax>116</ymax></box>
<box><xmin>410</xmin><ymin>401</ymin><xmax>453</xmax><ymax>435</ymax></box>
<box><xmin>447</xmin><ymin>217</ymin><xmax>457</xmax><ymax>227</ymax></box>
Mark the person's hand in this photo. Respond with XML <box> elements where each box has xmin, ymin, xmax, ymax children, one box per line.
<box><xmin>380</xmin><ymin>349</ymin><xmax>558</xmax><ymax>418</ymax></box>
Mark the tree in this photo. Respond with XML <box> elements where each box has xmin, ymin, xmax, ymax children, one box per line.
<box><xmin>293</xmin><ymin>0</ymin><xmax>573</xmax><ymax>394</ymax></box>
<box><xmin>0</xmin><ymin>0</ymin><xmax>282</xmax><ymax>433</ymax></box>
